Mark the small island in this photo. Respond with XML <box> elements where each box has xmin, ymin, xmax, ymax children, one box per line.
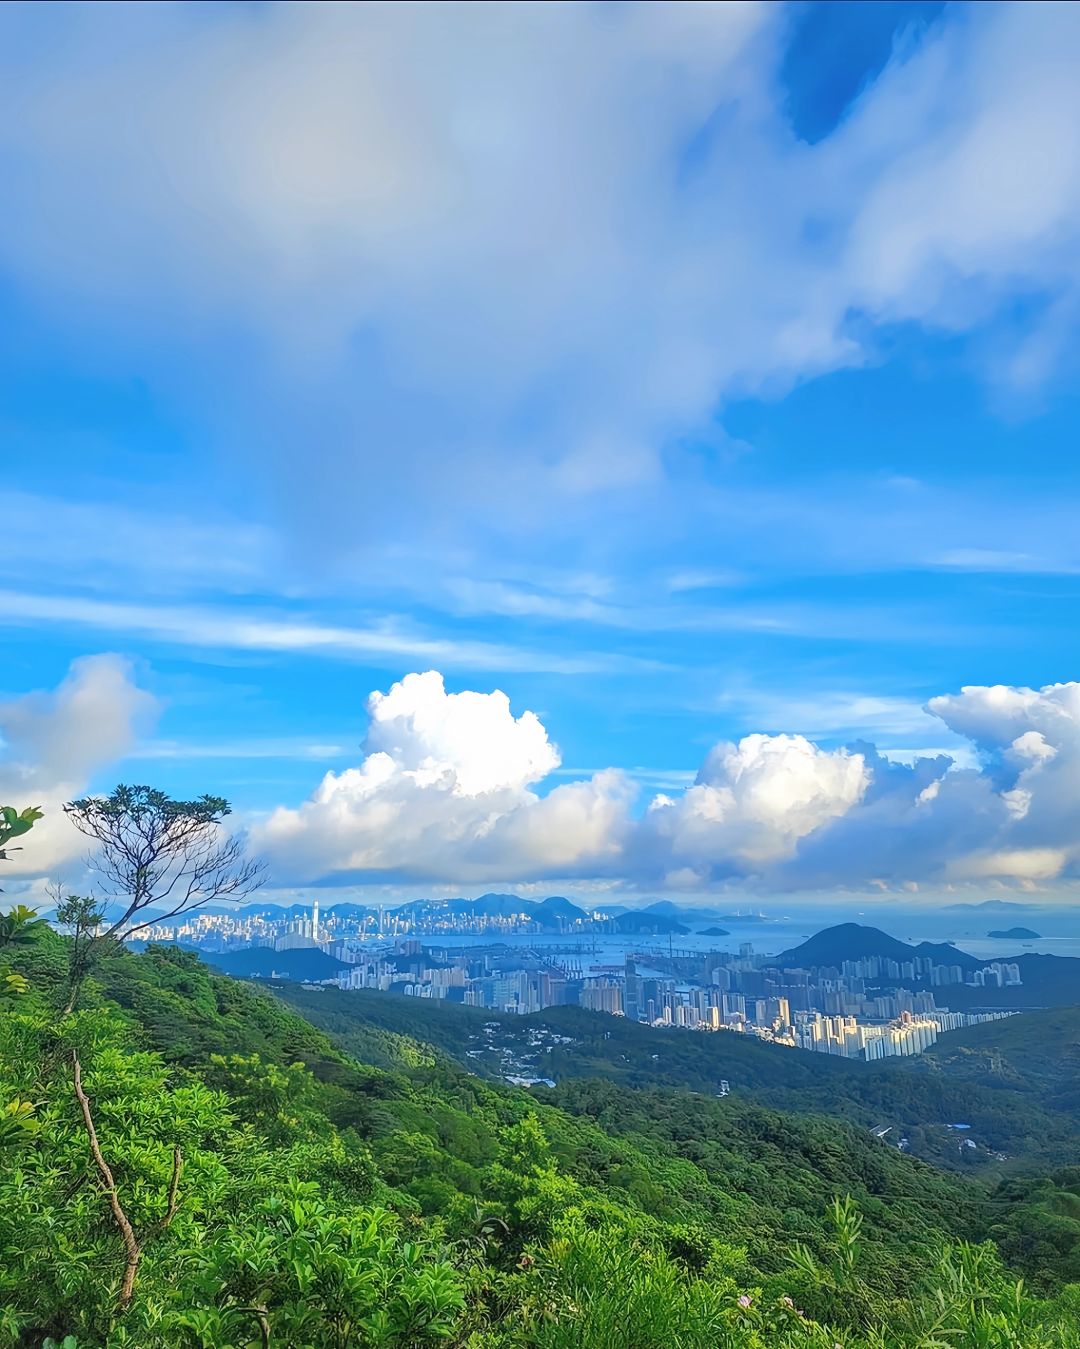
<box><xmin>987</xmin><ymin>926</ymin><xmax>1041</xmax><ymax>940</ymax></box>
<box><xmin>698</xmin><ymin>926</ymin><xmax>731</xmax><ymax>937</ymax></box>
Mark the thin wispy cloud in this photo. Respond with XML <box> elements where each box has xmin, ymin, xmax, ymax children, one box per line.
<box><xmin>929</xmin><ymin>549</ymin><xmax>1080</xmax><ymax>575</ymax></box>
<box><xmin>127</xmin><ymin>737</ymin><xmax>353</xmax><ymax>762</ymax></box>
<box><xmin>0</xmin><ymin>589</ymin><xmax>621</xmax><ymax>675</ymax></box>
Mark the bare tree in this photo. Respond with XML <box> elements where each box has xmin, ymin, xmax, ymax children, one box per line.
<box><xmin>63</xmin><ymin>784</ymin><xmax>266</xmax><ymax>944</ymax></box>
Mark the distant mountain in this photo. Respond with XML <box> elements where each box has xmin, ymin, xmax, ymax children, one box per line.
<box><xmin>942</xmin><ymin>899</ymin><xmax>1031</xmax><ymax>913</ymax></box>
<box><xmin>773</xmin><ymin>923</ymin><xmax>979</xmax><ymax>970</ymax></box>
<box><xmin>391</xmin><ymin>893</ymin><xmax>588</xmax><ymax>930</ymax></box>
<box><xmin>642</xmin><ymin>900</ymin><xmax>722</xmax><ymax>923</ymax></box>
<box><xmin>44</xmin><ymin>902</ymin><xmax>181</xmax><ymax>926</ymax></box>
<box><xmin>988</xmin><ymin>927</ymin><xmax>1041</xmax><ymax>940</ymax></box>
<box><xmin>533</xmin><ymin>895</ymin><xmax>589</xmax><ymax>924</ymax></box>
<box><xmin>220</xmin><ymin>900</ymin><xmax>376</xmax><ymax>922</ymax></box>
<box><xmin>201</xmin><ymin>947</ymin><xmax>347</xmax><ymax>981</ymax></box>
<box><xmin>235</xmin><ymin>902</ymin><xmax>308</xmax><ymax>920</ymax></box>
<box><xmin>225</xmin><ymin>893</ymin><xmax>604</xmax><ymax>929</ymax></box>
<box><xmin>471</xmin><ymin>892</ymin><xmax>536</xmax><ymax>917</ymax></box>
<box><xmin>770</xmin><ymin>924</ymin><xmax>1080</xmax><ymax>1007</ymax></box>
<box><xmin>325</xmin><ymin>902</ymin><xmax>377</xmax><ymax>920</ymax></box>
<box><xmin>393</xmin><ymin>899</ymin><xmax>457</xmax><ymax>920</ymax></box>
<box><xmin>609</xmin><ymin>910</ymin><xmax>688</xmax><ymax>935</ymax></box>
<box><xmin>698</xmin><ymin>927</ymin><xmax>730</xmax><ymax>937</ymax></box>
<box><xmin>641</xmin><ymin>900</ymin><xmax>681</xmax><ymax>916</ymax></box>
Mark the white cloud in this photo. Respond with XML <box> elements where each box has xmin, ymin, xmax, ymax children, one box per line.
<box><xmin>636</xmin><ymin>735</ymin><xmax>869</xmax><ymax>880</ymax></box>
<box><xmin>0</xmin><ymin>655</ymin><xmax>158</xmax><ymax>877</ymax></box>
<box><xmin>0</xmin><ymin>491</ymin><xmax>271</xmax><ymax>596</ymax></box>
<box><xmin>253</xmin><ymin>671</ymin><xmax>632</xmax><ymax>883</ymax></box>
<box><xmin>842</xmin><ymin>3</ymin><xmax>1080</xmax><ymax>334</ymax></box>
<box><xmin>783</xmin><ymin>683</ymin><xmax>1080</xmax><ymax>889</ymax></box>
<box><xmin>715</xmin><ymin>688</ymin><xmax>952</xmax><ymax>741</ymax></box>
<box><xmin>950</xmin><ymin>848</ymin><xmax>1069</xmax><ymax>883</ymax></box>
<box><xmin>927</xmin><ymin>682</ymin><xmax>1080</xmax><ymax>750</ymax></box>
<box><xmin>13</xmin><ymin>664</ymin><xmax>1080</xmax><ymax>896</ymax></box>
<box><xmin>254</xmin><ymin>672</ymin><xmax>1080</xmax><ymax>894</ymax></box>
<box><xmin>928</xmin><ymin>549</ymin><xmax>1079</xmax><ymax>575</ymax></box>
<box><xmin>1</xmin><ymin>2</ymin><xmax>1079</xmax><ymax>552</ymax></box>
<box><xmin>0</xmin><ymin>588</ymin><xmax>621</xmax><ymax>675</ymax></box>
<box><xmin>364</xmin><ymin>671</ymin><xmax>558</xmax><ymax>795</ymax></box>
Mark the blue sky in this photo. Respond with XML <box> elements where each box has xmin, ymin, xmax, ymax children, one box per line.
<box><xmin>4</xmin><ymin>0</ymin><xmax>1080</xmax><ymax>904</ymax></box>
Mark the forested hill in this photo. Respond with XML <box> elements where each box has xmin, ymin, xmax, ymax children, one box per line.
<box><xmin>281</xmin><ymin>984</ymin><xmax>1080</xmax><ymax>1176</ymax></box>
<box><xmin>773</xmin><ymin>924</ymin><xmax>1080</xmax><ymax>1008</ymax></box>
<box><xmin>7</xmin><ymin>933</ymin><xmax>1080</xmax><ymax>1345</ymax></box>
<box><xmin>918</xmin><ymin>1004</ymin><xmax>1080</xmax><ymax>1110</ymax></box>
<box><xmin>774</xmin><ymin>923</ymin><xmax>981</xmax><ymax>968</ymax></box>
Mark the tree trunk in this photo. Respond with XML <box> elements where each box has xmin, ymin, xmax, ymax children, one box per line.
<box><xmin>71</xmin><ymin>1051</ymin><xmax>142</xmax><ymax>1310</ymax></box>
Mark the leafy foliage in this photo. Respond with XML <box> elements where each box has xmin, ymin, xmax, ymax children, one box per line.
<box><xmin>0</xmin><ymin>806</ymin><xmax>43</xmax><ymax>871</ymax></box>
<box><xmin>3</xmin><ymin>922</ymin><xmax>1080</xmax><ymax>1345</ymax></box>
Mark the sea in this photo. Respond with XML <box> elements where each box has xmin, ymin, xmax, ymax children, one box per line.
<box><xmin>397</xmin><ymin>906</ymin><xmax>1080</xmax><ymax>966</ymax></box>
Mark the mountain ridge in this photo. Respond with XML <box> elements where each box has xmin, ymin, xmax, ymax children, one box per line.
<box><xmin>774</xmin><ymin>922</ymin><xmax>981</xmax><ymax>969</ymax></box>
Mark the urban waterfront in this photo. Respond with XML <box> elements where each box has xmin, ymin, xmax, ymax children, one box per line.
<box><xmin>137</xmin><ymin>897</ymin><xmax>1023</xmax><ymax>1064</ymax></box>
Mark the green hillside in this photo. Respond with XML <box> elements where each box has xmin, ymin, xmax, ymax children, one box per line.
<box><xmin>283</xmin><ymin>985</ymin><xmax>1080</xmax><ymax>1291</ymax></box>
<box><xmin>7</xmin><ymin>929</ymin><xmax>1080</xmax><ymax>1346</ymax></box>
<box><xmin>281</xmin><ymin>986</ymin><xmax>1080</xmax><ymax>1175</ymax></box>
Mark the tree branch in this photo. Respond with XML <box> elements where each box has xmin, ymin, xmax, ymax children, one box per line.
<box><xmin>162</xmin><ymin>1145</ymin><xmax>183</xmax><ymax>1228</ymax></box>
<box><xmin>71</xmin><ymin>1051</ymin><xmax>142</xmax><ymax>1311</ymax></box>
<box><xmin>65</xmin><ymin>784</ymin><xmax>266</xmax><ymax>952</ymax></box>
<box><xmin>238</xmin><ymin>1305</ymin><xmax>272</xmax><ymax>1349</ymax></box>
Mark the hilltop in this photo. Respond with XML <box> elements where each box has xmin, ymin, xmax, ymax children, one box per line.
<box><xmin>607</xmin><ymin>909</ymin><xmax>689</xmax><ymax>934</ymax></box>
<box><xmin>199</xmin><ymin>944</ymin><xmax>349</xmax><ymax>981</ymax></box>
<box><xmin>943</xmin><ymin>900</ymin><xmax>1033</xmax><ymax>913</ymax></box>
<box><xmin>771</xmin><ymin>924</ymin><xmax>1080</xmax><ymax>1009</ymax></box>
<box><xmin>773</xmin><ymin>923</ymin><xmax>980</xmax><ymax>969</ymax></box>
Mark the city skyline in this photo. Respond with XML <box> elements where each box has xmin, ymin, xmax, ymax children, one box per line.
<box><xmin>134</xmin><ymin>895</ymin><xmax>1024</xmax><ymax>1073</ymax></box>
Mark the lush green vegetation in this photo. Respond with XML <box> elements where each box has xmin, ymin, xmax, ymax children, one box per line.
<box><xmin>919</xmin><ymin>1005</ymin><xmax>1080</xmax><ymax>1111</ymax></box>
<box><xmin>3</xmin><ymin>929</ymin><xmax>1080</xmax><ymax>1346</ymax></box>
<box><xmin>283</xmin><ymin>987</ymin><xmax>1080</xmax><ymax>1175</ymax></box>
<box><xmin>6</xmin><ymin>801</ymin><xmax>1080</xmax><ymax>1346</ymax></box>
<box><xmin>284</xmin><ymin>984</ymin><xmax>1080</xmax><ymax>1288</ymax></box>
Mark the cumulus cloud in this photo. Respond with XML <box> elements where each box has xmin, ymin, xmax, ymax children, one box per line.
<box><xmin>0</xmin><ymin>655</ymin><xmax>159</xmax><ymax>877</ymax></box>
<box><xmin>363</xmin><ymin>672</ymin><xmax>558</xmax><ymax>794</ymax></box>
<box><xmin>256</xmin><ymin>672</ymin><xmax>1080</xmax><ymax>894</ymax></box>
<box><xmin>927</xmin><ymin>682</ymin><xmax>1080</xmax><ymax>751</ymax></box>
<box><xmin>254</xmin><ymin>672</ymin><xmax>632</xmax><ymax>883</ymax></box>
<box><xmin>2</xmin><ymin>2</ymin><xmax>1079</xmax><ymax>552</ymax></box>
<box><xmin>635</xmin><ymin>735</ymin><xmax>869</xmax><ymax>885</ymax></box>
